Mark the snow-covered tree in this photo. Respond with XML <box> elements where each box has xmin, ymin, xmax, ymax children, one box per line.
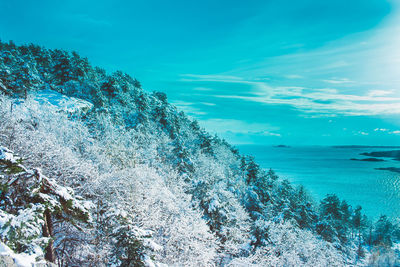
<box><xmin>0</xmin><ymin>40</ymin><xmax>398</xmax><ymax>266</ymax></box>
<box><xmin>0</xmin><ymin>146</ymin><xmax>92</xmax><ymax>263</ymax></box>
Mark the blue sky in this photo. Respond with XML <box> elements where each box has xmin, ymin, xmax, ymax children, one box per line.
<box><xmin>1</xmin><ymin>0</ymin><xmax>400</xmax><ymax>145</ymax></box>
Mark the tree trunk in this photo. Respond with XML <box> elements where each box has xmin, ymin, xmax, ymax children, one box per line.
<box><xmin>368</xmin><ymin>226</ymin><xmax>372</xmax><ymax>246</ymax></box>
<box><xmin>43</xmin><ymin>209</ymin><xmax>56</xmax><ymax>263</ymax></box>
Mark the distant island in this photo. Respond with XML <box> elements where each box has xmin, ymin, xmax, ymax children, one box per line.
<box><xmin>353</xmin><ymin>149</ymin><xmax>400</xmax><ymax>175</ymax></box>
<box><xmin>350</xmin><ymin>157</ymin><xmax>385</xmax><ymax>162</ymax></box>
<box><xmin>334</xmin><ymin>145</ymin><xmax>400</xmax><ymax>149</ymax></box>
<box><xmin>360</xmin><ymin>150</ymin><xmax>400</xmax><ymax>161</ymax></box>
<box><xmin>273</xmin><ymin>145</ymin><xmax>291</xmax><ymax>148</ymax></box>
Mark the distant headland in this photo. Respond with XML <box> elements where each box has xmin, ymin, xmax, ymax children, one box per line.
<box><xmin>333</xmin><ymin>145</ymin><xmax>400</xmax><ymax>149</ymax></box>
<box><xmin>350</xmin><ymin>157</ymin><xmax>385</xmax><ymax>162</ymax></box>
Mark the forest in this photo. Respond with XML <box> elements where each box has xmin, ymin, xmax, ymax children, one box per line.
<box><xmin>0</xmin><ymin>40</ymin><xmax>399</xmax><ymax>266</ymax></box>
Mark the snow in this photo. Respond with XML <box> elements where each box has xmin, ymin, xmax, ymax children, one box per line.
<box><xmin>144</xmin><ymin>239</ymin><xmax>163</xmax><ymax>252</ymax></box>
<box><xmin>32</xmin><ymin>168</ymin><xmax>93</xmax><ymax>221</ymax></box>
<box><xmin>33</xmin><ymin>89</ymin><xmax>93</xmax><ymax>113</ymax></box>
<box><xmin>0</xmin><ymin>205</ymin><xmax>46</xmax><ymax>249</ymax></box>
<box><xmin>143</xmin><ymin>255</ymin><xmax>169</xmax><ymax>267</ymax></box>
<box><xmin>143</xmin><ymin>255</ymin><xmax>156</xmax><ymax>267</ymax></box>
<box><xmin>0</xmin><ymin>241</ymin><xmax>13</xmax><ymax>254</ymax></box>
<box><xmin>0</xmin><ymin>146</ymin><xmax>92</xmax><ymax>264</ymax></box>
<box><xmin>0</xmin><ymin>241</ymin><xmax>45</xmax><ymax>267</ymax></box>
<box><xmin>1</xmin><ymin>42</ymin><xmax>398</xmax><ymax>265</ymax></box>
<box><xmin>0</xmin><ymin>210</ymin><xmax>11</xmax><ymax>228</ymax></box>
<box><xmin>0</xmin><ymin>146</ymin><xmax>16</xmax><ymax>162</ymax></box>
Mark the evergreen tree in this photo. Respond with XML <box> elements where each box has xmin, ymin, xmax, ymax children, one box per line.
<box><xmin>319</xmin><ymin>194</ymin><xmax>347</xmax><ymax>243</ymax></box>
<box><xmin>0</xmin><ymin>146</ymin><xmax>92</xmax><ymax>263</ymax></box>
<box><xmin>199</xmin><ymin>133</ymin><xmax>214</xmax><ymax>155</ymax></box>
<box><xmin>133</xmin><ymin>78</ymin><xmax>141</xmax><ymax>89</ymax></box>
<box><xmin>152</xmin><ymin>92</ymin><xmax>169</xmax><ymax>129</ymax></box>
<box><xmin>71</xmin><ymin>51</ymin><xmax>91</xmax><ymax>81</ymax></box>
<box><xmin>52</xmin><ymin>50</ymin><xmax>72</xmax><ymax>86</ymax></box>
<box><xmin>320</xmin><ymin>194</ymin><xmax>341</xmax><ymax>220</ymax></box>
<box><xmin>245</xmin><ymin>156</ymin><xmax>259</xmax><ymax>185</ymax></box>
<box><xmin>352</xmin><ymin>206</ymin><xmax>367</xmax><ymax>258</ymax></box>
<box><xmin>293</xmin><ymin>185</ymin><xmax>317</xmax><ymax>229</ymax></box>
<box><xmin>340</xmin><ymin>200</ymin><xmax>352</xmax><ymax>228</ymax></box>
<box><xmin>101</xmin><ymin>76</ymin><xmax>118</xmax><ymax>98</ymax></box>
<box><xmin>373</xmin><ymin>215</ymin><xmax>394</xmax><ymax>246</ymax></box>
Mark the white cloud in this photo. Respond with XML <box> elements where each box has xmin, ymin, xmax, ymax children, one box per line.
<box><xmin>171</xmin><ymin>100</ymin><xmax>207</xmax><ymax>116</ymax></box>
<box><xmin>199</xmin><ymin>118</ymin><xmax>280</xmax><ymax>136</ymax></box>
<box><xmin>265</xmin><ymin>132</ymin><xmax>281</xmax><ymax>137</ymax></box>
<box><xmin>200</xmin><ymin>102</ymin><xmax>216</xmax><ymax>106</ymax></box>
<box><xmin>183</xmin><ymin>75</ymin><xmax>400</xmax><ymax>116</ymax></box>
<box><xmin>180</xmin><ymin>74</ymin><xmax>243</xmax><ymax>82</ymax></box>
<box><xmin>322</xmin><ymin>78</ymin><xmax>353</xmax><ymax>84</ymax></box>
<box><xmin>171</xmin><ymin>100</ymin><xmax>194</xmax><ymax>106</ymax></box>
<box><xmin>372</xmin><ymin>128</ymin><xmax>400</xmax><ymax>135</ymax></box>
<box><xmin>368</xmin><ymin>90</ymin><xmax>394</xmax><ymax>97</ymax></box>
<box><xmin>285</xmin><ymin>74</ymin><xmax>303</xmax><ymax>79</ymax></box>
<box><xmin>374</xmin><ymin>128</ymin><xmax>389</xmax><ymax>132</ymax></box>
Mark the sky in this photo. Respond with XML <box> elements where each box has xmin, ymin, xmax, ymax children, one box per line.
<box><xmin>1</xmin><ymin>0</ymin><xmax>400</xmax><ymax>145</ymax></box>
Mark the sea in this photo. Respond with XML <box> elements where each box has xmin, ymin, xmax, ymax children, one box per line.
<box><xmin>237</xmin><ymin>145</ymin><xmax>400</xmax><ymax>220</ymax></box>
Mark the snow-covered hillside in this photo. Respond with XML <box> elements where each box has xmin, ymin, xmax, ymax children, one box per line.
<box><xmin>33</xmin><ymin>89</ymin><xmax>93</xmax><ymax>113</ymax></box>
<box><xmin>0</xmin><ymin>40</ymin><xmax>399</xmax><ymax>266</ymax></box>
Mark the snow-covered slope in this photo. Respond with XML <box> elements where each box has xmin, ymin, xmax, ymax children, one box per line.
<box><xmin>0</xmin><ymin>40</ymin><xmax>398</xmax><ymax>266</ymax></box>
<box><xmin>33</xmin><ymin>89</ymin><xmax>93</xmax><ymax>113</ymax></box>
<box><xmin>0</xmin><ymin>241</ymin><xmax>52</xmax><ymax>267</ymax></box>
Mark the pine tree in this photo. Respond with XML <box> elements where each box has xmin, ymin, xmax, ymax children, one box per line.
<box><xmin>133</xmin><ymin>78</ymin><xmax>141</xmax><ymax>89</ymax></box>
<box><xmin>373</xmin><ymin>215</ymin><xmax>394</xmax><ymax>246</ymax></box>
<box><xmin>320</xmin><ymin>194</ymin><xmax>341</xmax><ymax>220</ymax></box>
<box><xmin>352</xmin><ymin>206</ymin><xmax>367</xmax><ymax>258</ymax></box>
<box><xmin>101</xmin><ymin>76</ymin><xmax>118</xmax><ymax>98</ymax></box>
<box><xmin>245</xmin><ymin>156</ymin><xmax>259</xmax><ymax>185</ymax></box>
<box><xmin>293</xmin><ymin>185</ymin><xmax>317</xmax><ymax>229</ymax></box>
<box><xmin>0</xmin><ymin>146</ymin><xmax>92</xmax><ymax>263</ymax></box>
<box><xmin>52</xmin><ymin>50</ymin><xmax>72</xmax><ymax>86</ymax></box>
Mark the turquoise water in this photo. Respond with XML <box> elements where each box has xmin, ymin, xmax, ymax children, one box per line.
<box><xmin>238</xmin><ymin>145</ymin><xmax>400</xmax><ymax>220</ymax></box>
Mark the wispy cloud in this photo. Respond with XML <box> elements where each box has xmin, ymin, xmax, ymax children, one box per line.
<box><xmin>171</xmin><ymin>100</ymin><xmax>207</xmax><ymax>116</ymax></box>
<box><xmin>322</xmin><ymin>78</ymin><xmax>354</xmax><ymax>84</ymax></box>
<box><xmin>199</xmin><ymin>118</ymin><xmax>280</xmax><ymax>136</ymax></box>
<box><xmin>193</xmin><ymin>87</ymin><xmax>213</xmax><ymax>91</ymax></box>
<box><xmin>200</xmin><ymin>102</ymin><xmax>216</xmax><ymax>106</ymax></box>
<box><xmin>374</xmin><ymin>128</ymin><xmax>400</xmax><ymax>135</ymax></box>
<box><xmin>180</xmin><ymin>74</ymin><xmax>400</xmax><ymax>116</ymax></box>
<box><xmin>368</xmin><ymin>90</ymin><xmax>394</xmax><ymax>97</ymax></box>
<box><xmin>180</xmin><ymin>74</ymin><xmax>243</xmax><ymax>82</ymax></box>
<box><xmin>285</xmin><ymin>74</ymin><xmax>303</xmax><ymax>79</ymax></box>
<box><xmin>374</xmin><ymin>128</ymin><xmax>389</xmax><ymax>132</ymax></box>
